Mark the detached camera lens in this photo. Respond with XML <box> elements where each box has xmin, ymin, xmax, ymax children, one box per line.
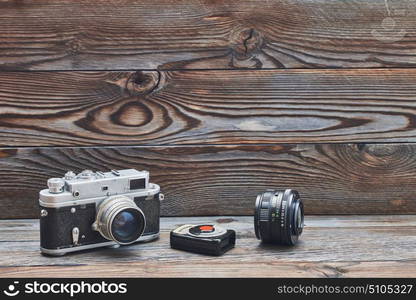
<box><xmin>95</xmin><ymin>196</ymin><xmax>146</xmax><ymax>244</ymax></box>
<box><xmin>254</xmin><ymin>189</ymin><xmax>304</xmax><ymax>245</ymax></box>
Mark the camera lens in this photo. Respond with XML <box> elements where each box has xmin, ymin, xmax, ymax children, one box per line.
<box><xmin>254</xmin><ymin>189</ymin><xmax>304</xmax><ymax>245</ymax></box>
<box><xmin>95</xmin><ymin>196</ymin><xmax>146</xmax><ymax>244</ymax></box>
<box><xmin>111</xmin><ymin>209</ymin><xmax>145</xmax><ymax>243</ymax></box>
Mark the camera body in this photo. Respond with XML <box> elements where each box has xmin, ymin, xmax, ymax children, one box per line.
<box><xmin>39</xmin><ymin>169</ymin><xmax>162</xmax><ymax>256</ymax></box>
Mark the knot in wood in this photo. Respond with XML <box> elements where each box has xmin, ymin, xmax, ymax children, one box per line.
<box><xmin>229</xmin><ymin>28</ymin><xmax>263</xmax><ymax>57</ymax></box>
<box><xmin>365</xmin><ymin>144</ymin><xmax>400</xmax><ymax>157</ymax></box>
<box><xmin>229</xmin><ymin>28</ymin><xmax>263</xmax><ymax>68</ymax></box>
<box><xmin>126</xmin><ymin>71</ymin><xmax>160</xmax><ymax>96</ymax></box>
<box><xmin>66</xmin><ymin>38</ymin><xmax>82</xmax><ymax>54</ymax></box>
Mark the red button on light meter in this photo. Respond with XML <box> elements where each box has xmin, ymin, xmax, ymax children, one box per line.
<box><xmin>199</xmin><ymin>225</ymin><xmax>214</xmax><ymax>232</ymax></box>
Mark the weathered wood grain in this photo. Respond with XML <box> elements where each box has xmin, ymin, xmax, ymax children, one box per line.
<box><xmin>1</xmin><ymin>144</ymin><xmax>416</xmax><ymax>218</ymax></box>
<box><xmin>1</xmin><ymin>0</ymin><xmax>416</xmax><ymax>70</ymax></box>
<box><xmin>2</xmin><ymin>69</ymin><xmax>416</xmax><ymax>146</ymax></box>
<box><xmin>1</xmin><ymin>216</ymin><xmax>415</xmax><ymax>277</ymax></box>
<box><xmin>4</xmin><ymin>261</ymin><xmax>416</xmax><ymax>278</ymax></box>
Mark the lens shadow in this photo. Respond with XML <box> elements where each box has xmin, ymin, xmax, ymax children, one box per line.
<box><xmin>257</xmin><ymin>240</ymin><xmax>304</xmax><ymax>251</ymax></box>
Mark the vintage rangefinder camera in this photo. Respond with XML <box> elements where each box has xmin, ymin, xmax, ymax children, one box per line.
<box><xmin>39</xmin><ymin>169</ymin><xmax>163</xmax><ymax>256</ymax></box>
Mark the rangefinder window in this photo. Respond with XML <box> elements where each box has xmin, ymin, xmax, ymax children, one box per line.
<box><xmin>130</xmin><ymin>178</ymin><xmax>145</xmax><ymax>190</ymax></box>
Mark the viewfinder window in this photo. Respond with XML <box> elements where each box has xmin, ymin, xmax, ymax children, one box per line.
<box><xmin>130</xmin><ymin>178</ymin><xmax>145</xmax><ymax>190</ymax></box>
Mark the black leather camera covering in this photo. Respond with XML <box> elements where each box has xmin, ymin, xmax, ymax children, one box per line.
<box><xmin>40</xmin><ymin>203</ymin><xmax>106</xmax><ymax>250</ymax></box>
<box><xmin>40</xmin><ymin>193</ymin><xmax>160</xmax><ymax>250</ymax></box>
<box><xmin>134</xmin><ymin>193</ymin><xmax>160</xmax><ymax>235</ymax></box>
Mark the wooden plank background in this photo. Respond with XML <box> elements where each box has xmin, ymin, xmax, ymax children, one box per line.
<box><xmin>1</xmin><ymin>0</ymin><xmax>416</xmax><ymax>70</ymax></box>
<box><xmin>1</xmin><ymin>0</ymin><xmax>416</xmax><ymax>218</ymax></box>
<box><xmin>1</xmin><ymin>69</ymin><xmax>416</xmax><ymax>146</ymax></box>
<box><xmin>1</xmin><ymin>143</ymin><xmax>416</xmax><ymax>218</ymax></box>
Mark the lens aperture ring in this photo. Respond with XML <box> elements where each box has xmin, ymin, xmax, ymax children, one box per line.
<box><xmin>281</xmin><ymin>189</ymin><xmax>292</xmax><ymax>245</ymax></box>
<box><xmin>258</xmin><ymin>190</ymin><xmax>274</xmax><ymax>242</ymax></box>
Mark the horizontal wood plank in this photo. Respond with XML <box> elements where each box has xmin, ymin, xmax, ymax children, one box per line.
<box><xmin>2</xmin><ymin>69</ymin><xmax>416</xmax><ymax>146</ymax></box>
<box><xmin>1</xmin><ymin>216</ymin><xmax>415</xmax><ymax>277</ymax></box>
<box><xmin>1</xmin><ymin>0</ymin><xmax>416</xmax><ymax>70</ymax></box>
<box><xmin>1</xmin><ymin>144</ymin><xmax>416</xmax><ymax>218</ymax></box>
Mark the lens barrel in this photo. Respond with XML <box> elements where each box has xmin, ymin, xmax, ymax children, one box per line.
<box><xmin>95</xmin><ymin>195</ymin><xmax>146</xmax><ymax>245</ymax></box>
<box><xmin>254</xmin><ymin>189</ymin><xmax>304</xmax><ymax>245</ymax></box>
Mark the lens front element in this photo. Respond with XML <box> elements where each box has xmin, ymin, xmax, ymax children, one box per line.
<box><xmin>111</xmin><ymin>208</ymin><xmax>144</xmax><ymax>243</ymax></box>
<box><xmin>292</xmin><ymin>200</ymin><xmax>304</xmax><ymax>237</ymax></box>
<box><xmin>95</xmin><ymin>195</ymin><xmax>145</xmax><ymax>244</ymax></box>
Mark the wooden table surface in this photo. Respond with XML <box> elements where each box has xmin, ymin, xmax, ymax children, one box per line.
<box><xmin>0</xmin><ymin>215</ymin><xmax>415</xmax><ymax>278</ymax></box>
